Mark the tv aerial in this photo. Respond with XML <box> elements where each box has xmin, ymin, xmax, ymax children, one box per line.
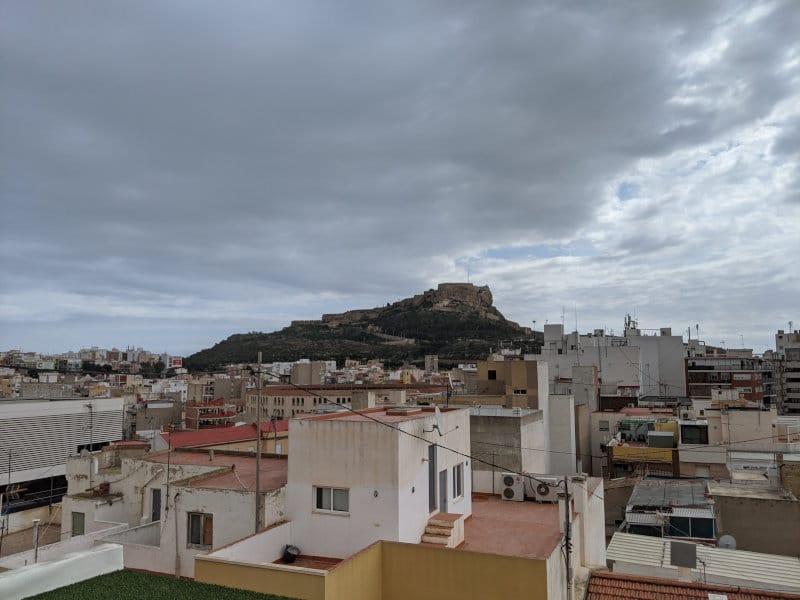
<box><xmin>424</xmin><ymin>406</ymin><xmax>459</xmax><ymax>437</ymax></box>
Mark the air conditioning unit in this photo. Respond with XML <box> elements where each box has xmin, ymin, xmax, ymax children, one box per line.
<box><xmin>524</xmin><ymin>475</ymin><xmax>561</xmax><ymax>503</ymax></box>
<box><xmin>501</xmin><ymin>473</ymin><xmax>524</xmax><ymax>501</ymax></box>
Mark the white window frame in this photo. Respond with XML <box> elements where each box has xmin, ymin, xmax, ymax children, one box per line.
<box><xmin>187</xmin><ymin>512</ymin><xmax>213</xmax><ymax>549</ymax></box>
<box><xmin>313</xmin><ymin>486</ymin><xmax>350</xmax><ymax>515</ymax></box>
<box><xmin>452</xmin><ymin>463</ymin><xmax>464</xmax><ymax>499</ymax></box>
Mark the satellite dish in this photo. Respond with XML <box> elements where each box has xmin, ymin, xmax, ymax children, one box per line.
<box><xmin>434</xmin><ymin>406</ymin><xmax>443</xmax><ymax>434</ymax></box>
<box><xmin>718</xmin><ymin>535</ymin><xmax>737</xmax><ymax>550</ymax></box>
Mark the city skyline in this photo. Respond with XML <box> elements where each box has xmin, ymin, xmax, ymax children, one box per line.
<box><xmin>2</xmin><ymin>2</ymin><xmax>799</xmax><ymax>356</ymax></box>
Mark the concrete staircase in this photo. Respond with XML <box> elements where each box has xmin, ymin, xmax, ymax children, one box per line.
<box><xmin>420</xmin><ymin>513</ymin><xmax>465</xmax><ymax>548</ymax></box>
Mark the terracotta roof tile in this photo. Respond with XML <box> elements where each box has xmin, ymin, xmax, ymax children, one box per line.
<box><xmin>587</xmin><ymin>571</ymin><xmax>800</xmax><ymax>600</ymax></box>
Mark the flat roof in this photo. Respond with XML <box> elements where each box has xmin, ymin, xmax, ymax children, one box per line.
<box><xmin>627</xmin><ymin>479</ymin><xmax>713</xmax><ymax>510</ymax></box>
<box><xmin>707</xmin><ymin>481</ymin><xmax>796</xmax><ymax>501</ymax></box>
<box><xmin>469</xmin><ymin>406</ymin><xmax>540</xmax><ymax>418</ymax></box>
<box><xmin>146</xmin><ymin>450</ymin><xmax>287</xmax><ymax>492</ymax></box>
<box><xmin>458</xmin><ymin>494</ymin><xmax>562</xmax><ymax>560</ymax></box>
<box><xmin>297</xmin><ymin>406</ymin><xmax>464</xmax><ymax>424</ymax></box>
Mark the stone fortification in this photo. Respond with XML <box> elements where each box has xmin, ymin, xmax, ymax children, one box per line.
<box><xmin>321</xmin><ymin>283</ymin><xmax>517</xmax><ymax>329</ymax></box>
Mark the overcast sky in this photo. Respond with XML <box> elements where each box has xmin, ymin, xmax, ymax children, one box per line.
<box><xmin>2</xmin><ymin>1</ymin><xmax>799</xmax><ymax>357</ymax></box>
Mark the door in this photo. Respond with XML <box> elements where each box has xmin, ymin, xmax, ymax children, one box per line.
<box><xmin>71</xmin><ymin>511</ymin><xmax>85</xmax><ymax>536</ymax></box>
<box><xmin>151</xmin><ymin>488</ymin><xmax>161</xmax><ymax>522</ymax></box>
<box><xmin>428</xmin><ymin>445</ymin><xmax>437</xmax><ymax>513</ymax></box>
<box><xmin>439</xmin><ymin>469</ymin><xmax>448</xmax><ymax>514</ymax></box>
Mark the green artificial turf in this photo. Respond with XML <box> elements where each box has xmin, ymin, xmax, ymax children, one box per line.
<box><xmin>24</xmin><ymin>569</ymin><xmax>297</xmax><ymax>600</ymax></box>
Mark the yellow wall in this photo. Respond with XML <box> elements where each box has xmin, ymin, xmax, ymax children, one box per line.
<box><xmin>195</xmin><ymin>540</ymin><xmax>549</xmax><ymax>600</ymax></box>
<box><xmin>611</xmin><ymin>445</ymin><xmax>673</xmax><ymax>463</ymax></box>
<box><xmin>655</xmin><ymin>420</ymin><xmax>678</xmax><ymax>439</ymax></box>
<box><xmin>195</xmin><ymin>558</ymin><xmax>325</xmax><ymax>600</ymax></box>
<box><xmin>381</xmin><ymin>542</ymin><xmax>548</xmax><ymax>600</ymax></box>
<box><xmin>325</xmin><ymin>542</ymin><xmax>382</xmax><ymax>600</ymax></box>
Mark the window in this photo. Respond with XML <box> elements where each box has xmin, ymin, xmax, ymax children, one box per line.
<box><xmin>681</xmin><ymin>424</ymin><xmax>709</xmax><ymax>445</ymax></box>
<box><xmin>314</xmin><ymin>486</ymin><xmax>349</xmax><ymax>513</ymax></box>
<box><xmin>488</xmin><ymin>370</ymin><xmax>497</xmax><ymax>380</ymax></box>
<box><xmin>452</xmin><ymin>463</ymin><xmax>464</xmax><ymax>498</ymax></box>
<box><xmin>599</xmin><ymin>420</ymin><xmax>610</xmax><ymax>432</ymax></box>
<box><xmin>188</xmin><ymin>513</ymin><xmax>213</xmax><ymax>547</ymax></box>
<box><xmin>513</xmin><ymin>389</ymin><xmax>527</xmax><ymax>395</ymax></box>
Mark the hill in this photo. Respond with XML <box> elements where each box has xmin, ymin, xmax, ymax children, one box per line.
<box><xmin>184</xmin><ymin>283</ymin><xmax>538</xmax><ymax>371</ymax></box>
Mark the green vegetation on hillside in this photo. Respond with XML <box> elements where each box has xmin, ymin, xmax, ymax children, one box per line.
<box><xmin>185</xmin><ymin>286</ymin><xmax>540</xmax><ymax>371</ymax></box>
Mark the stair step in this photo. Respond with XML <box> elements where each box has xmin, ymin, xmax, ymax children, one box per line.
<box><xmin>421</xmin><ymin>533</ymin><xmax>450</xmax><ymax>545</ymax></box>
<box><xmin>428</xmin><ymin>518</ymin><xmax>456</xmax><ymax>529</ymax></box>
<box><xmin>425</xmin><ymin>525</ymin><xmax>453</xmax><ymax>535</ymax></box>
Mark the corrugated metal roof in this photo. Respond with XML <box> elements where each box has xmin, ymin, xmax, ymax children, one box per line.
<box><xmin>669</xmin><ymin>507</ymin><xmax>714</xmax><ymax>519</ymax></box>
<box><xmin>607</xmin><ymin>532</ymin><xmax>800</xmax><ymax>592</ymax></box>
<box><xmin>625</xmin><ymin>512</ymin><xmax>663</xmax><ymax>525</ymax></box>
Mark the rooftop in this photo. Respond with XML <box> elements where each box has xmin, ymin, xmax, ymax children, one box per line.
<box><xmin>707</xmin><ymin>481</ymin><xmax>797</xmax><ymax>501</ymax></box>
<box><xmin>469</xmin><ymin>406</ymin><xmax>540</xmax><ymax>418</ymax></box>
<box><xmin>297</xmin><ymin>405</ymin><xmax>464</xmax><ymax>424</ymax></box>
<box><xmin>628</xmin><ymin>479</ymin><xmax>713</xmax><ymax>510</ymax></box>
<box><xmin>162</xmin><ymin>421</ymin><xmax>289</xmax><ymax>449</ymax></box>
<box><xmin>607</xmin><ymin>532</ymin><xmax>800</xmax><ymax>592</ymax></box>
<box><xmin>587</xmin><ymin>571</ymin><xmax>800</xmax><ymax>600</ymax></box>
<box><xmin>458</xmin><ymin>493</ymin><xmax>562</xmax><ymax>560</ymax></box>
<box><xmin>147</xmin><ymin>450</ymin><xmax>287</xmax><ymax>492</ymax></box>
<box><xmin>255</xmin><ymin>383</ymin><xmax>446</xmax><ymax>395</ymax></box>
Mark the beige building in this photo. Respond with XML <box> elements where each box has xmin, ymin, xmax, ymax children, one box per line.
<box><xmin>476</xmin><ymin>358</ymin><xmax>549</xmax><ymax>409</ymax></box>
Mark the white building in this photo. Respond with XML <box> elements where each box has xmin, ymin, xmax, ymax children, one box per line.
<box><xmin>533</xmin><ymin>323</ymin><xmax>686</xmax><ymax>401</ymax></box>
<box><xmin>286</xmin><ymin>406</ymin><xmax>472</xmax><ymax>558</ymax></box>
<box><xmin>62</xmin><ymin>445</ymin><xmax>287</xmax><ymax>578</ymax></box>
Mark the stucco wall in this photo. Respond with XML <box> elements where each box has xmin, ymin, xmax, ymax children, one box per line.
<box><xmin>0</xmin><ymin>543</ymin><xmax>123</xmax><ymax>600</ymax></box>
<box><xmin>381</xmin><ymin>542</ymin><xmax>549</xmax><ymax>600</ymax></box>
<box><xmin>713</xmin><ymin>494</ymin><xmax>800</xmax><ymax>556</ymax></box>
<box><xmin>0</xmin><ymin>523</ymin><xmax>126</xmax><ymax>570</ymax></box>
<box><xmin>2</xmin><ymin>504</ymin><xmax>60</xmax><ymax>535</ymax></box>
<box><xmin>548</xmin><ymin>395</ymin><xmax>577</xmax><ymax>474</ymax></box>
<box><xmin>196</xmin><ymin>537</ymin><xmax>554</xmax><ymax>600</ymax></box>
<box><xmin>287</xmin><ymin>409</ymin><xmax>470</xmax><ymax>558</ymax></box>
<box><xmin>196</xmin><ymin>557</ymin><xmax>327</xmax><ymax>600</ymax></box>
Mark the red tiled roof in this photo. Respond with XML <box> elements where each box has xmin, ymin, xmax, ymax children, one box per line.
<box><xmin>587</xmin><ymin>572</ymin><xmax>800</xmax><ymax>600</ymax></box>
<box><xmin>162</xmin><ymin>421</ymin><xmax>288</xmax><ymax>448</ymax></box>
<box><xmin>147</xmin><ymin>451</ymin><xmax>287</xmax><ymax>492</ymax></box>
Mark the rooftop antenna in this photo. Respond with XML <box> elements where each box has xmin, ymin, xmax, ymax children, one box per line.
<box><xmin>424</xmin><ymin>406</ymin><xmax>459</xmax><ymax>437</ymax></box>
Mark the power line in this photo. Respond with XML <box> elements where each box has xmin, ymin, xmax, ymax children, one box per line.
<box><xmin>251</xmin><ymin>368</ymin><xmax>569</xmax><ymax>492</ymax></box>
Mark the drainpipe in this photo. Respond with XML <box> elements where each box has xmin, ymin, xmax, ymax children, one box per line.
<box><xmin>173</xmin><ymin>492</ymin><xmax>181</xmax><ymax>578</ymax></box>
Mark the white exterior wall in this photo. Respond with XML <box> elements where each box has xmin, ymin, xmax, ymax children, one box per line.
<box><xmin>546</xmin><ymin>540</ymin><xmax>568</xmax><ymax>600</ymax></box>
<box><xmin>633</xmin><ymin>335</ymin><xmax>686</xmax><ymax>397</ymax></box>
<box><xmin>286</xmin><ymin>409</ymin><xmax>471</xmax><ymax>558</ymax></box>
<box><xmin>396</xmin><ymin>412</ymin><xmax>471</xmax><ymax>543</ymax></box>
<box><xmin>547</xmin><ymin>395</ymin><xmax>577</xmax><ymax>475</ymax></box>
<box><xmin>520</xmin><ymin>416</ymin><xmax>549</xmax><ymax>476</ymax></box>
<box><xmin>0</xmin><ymin>544</ymin><xmax>123</xmax><ymax>600</ymax></box>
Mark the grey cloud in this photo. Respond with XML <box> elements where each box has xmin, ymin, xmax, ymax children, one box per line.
<box><xmin>1</xmin><ymin>0</ymin><xmax>799</xmax><ymax>352</ymax></box>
